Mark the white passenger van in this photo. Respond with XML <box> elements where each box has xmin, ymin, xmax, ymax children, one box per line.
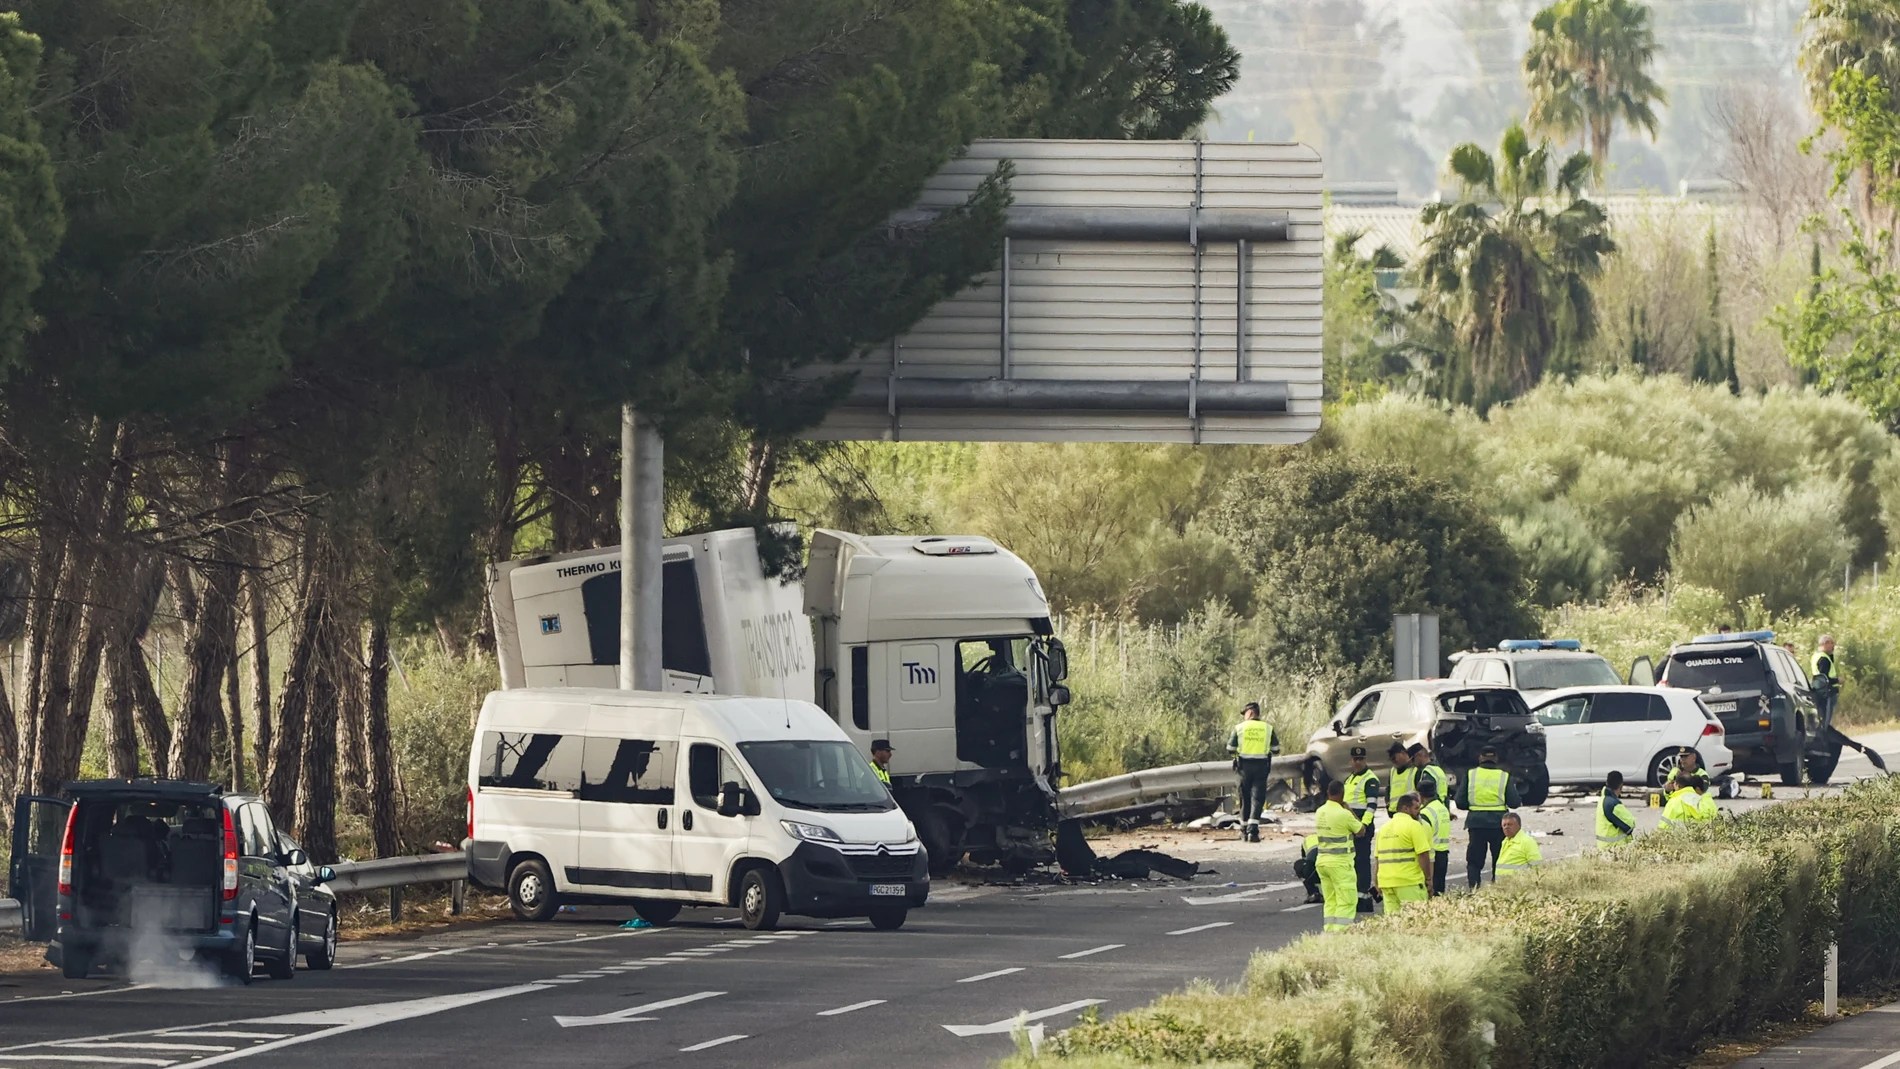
<box><xmin>464</xmin><ymin>689</ymin><xmax>927</xmax><ymax>931</ymax></box>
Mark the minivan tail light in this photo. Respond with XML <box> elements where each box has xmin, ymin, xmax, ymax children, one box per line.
<box><xmin>220</xmin><ymin>807</ymin><xmax>240</xmax><ymax>900</ymax></box>
<box><xmin>465</xmin><ymin>785</ymin><xmax>475</xmax><ymax>842</ymax></box>
<box><xmin>56</xmin><ymin>805</ymin><xmax>78</xmax><ymax>897</ymax></box>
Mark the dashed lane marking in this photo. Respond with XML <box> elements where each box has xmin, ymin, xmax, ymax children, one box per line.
<box><xmin>1166</xmin><ymin>922</ymin><xmax>1233</xmax><ymax>936</ymax></box>
<box><xmin>1280</xmin><ymin>903</ymin><xmax>1319</xmax><ymax>913</ymax></box>
<box><xmin>816</xmin><ymin>1000</ymin><xmax>886</xmax><ymax>1016</ymax></box>
<box><xmin>1057</xmin><ymin>944</ymin><xmax>1124</xmax><ymax>960</ymax></box>
<box><xmin>679</xmin><ymin>1035</ymin><xmax>747</xmax><ymax>1053</ymax></box>
<box><xmin>957</xmin><ymin>968</ymin><xmax>1024</xmax><ymax>983</ymax></box>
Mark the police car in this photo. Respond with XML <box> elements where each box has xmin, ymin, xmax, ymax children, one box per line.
<box><xmin>1448</xmin><ymin>639</ymin><xmax>1623</xmax><ymax>695</ymax></box>
<box><xmin>1651</xmin><ymin>630</ymin><xmax>1832</xmax><ymax>786</ymax></box>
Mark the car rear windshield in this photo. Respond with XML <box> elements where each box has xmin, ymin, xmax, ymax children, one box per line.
<box><xmin>1514</xmin><ymin>657</ymin><xmax>1621</xmax><ymax>690</ymax></box>
<box><xmin>1663</xmin><ymin>646</ymin><xmax>1764</xmax><ymax>691</ymax></box>
<box><xmin>1435</xmin><ymin>689</ymin><xmax>1531</xmax><ymax>720</ymax></box>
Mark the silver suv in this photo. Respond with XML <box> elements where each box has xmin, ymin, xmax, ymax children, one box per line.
<box><xmin>1449</xmin><ymin>639</ymin><xmax>1622</xmax><ymax>695</ymax></box>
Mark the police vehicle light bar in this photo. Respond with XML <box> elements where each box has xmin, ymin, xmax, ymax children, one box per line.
<box><xmin>1690</xmin><ymin>630</ymin><xmax>1775</xmax><ymax>644</ymax></box>
<box><xmin>1497</xmin><ymin>639</ymin><xmax>1583</xmax><ymax>652</ymax></box>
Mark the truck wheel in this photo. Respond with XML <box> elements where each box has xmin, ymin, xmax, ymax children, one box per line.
<box><xmin>60</xmin><ymin>947</ymin><xmax>92</xmax><ymax>980</ymax></box>
<box><xmin>632</xmin><ymin>900</ymin><xmax>682</xmax><ymax>925</ymax></box>
<box><xmin>508</xmin><ymin>858</ymin><xmax>561</xmax><ymax>922</ymax></box>
<box><xmin>1808</xmin><ymin>745</ymin><xmax>1842</xmax><ymax>785</ymax></box>
<box><xmin>868</xmin><ymin>905</ymin><xmax>907</xmax><ymax>931</ymax></box>
<box><xmin>919</xmin><ymin>809</ymin><xmax>962</xmax><ymax>878</ymax></box>
<box><xmin>738</xmin><ymin>867</ymin><xmax>783</xmax><ymax>931</ymax></box>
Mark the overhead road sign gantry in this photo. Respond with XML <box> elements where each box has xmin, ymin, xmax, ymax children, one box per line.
<box><xmin>807</xmin><ymin>138</ymin><xmax>1324</xmax><ymax>445</ymax></box>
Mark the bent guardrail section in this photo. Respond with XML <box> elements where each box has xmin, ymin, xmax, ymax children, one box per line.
<box><xmin>1058</xmin><ymin>756</ymin><xmax>1303</xmax><ymax>820</ymax></box>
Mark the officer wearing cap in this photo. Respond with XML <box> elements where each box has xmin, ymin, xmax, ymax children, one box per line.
<box><xmin>1455</xmin><ymin>743</ymin><xmax>1520</xmax><ymax>888</ymax></box>
<box><xmin>870</xmin><ymin>739</ymin><xmax>894</xmax><ymax>785</ymax></box>
<box><xmin>1227</xmin><ymin>701</ymin><xmax>1279</xmax><ymax>841</ymax></box>
<box><xmin>1659</xmin><ymin>747</ymin><xmax>1704</xmax><ymax>799</ymax></box>
<box><xmin>1342</xmin><ymin>746</ymin><xmax>1381</xmax><ymax>912</ymax></box>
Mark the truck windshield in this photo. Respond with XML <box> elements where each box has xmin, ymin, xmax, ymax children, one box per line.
<box><xmin>1515</xmin><ymin>658</ymin><xmax>1621</xmax><ymax>691</ymax></box>
<box><xmin>1663</xmin><ymin>647</ymin><xmax>1763</xmax><ymax>691</ymax></box>
<box><xmin>737</xmin><ymin>740</ymin><xmax>896</xmax><ymax>813</ymax></box>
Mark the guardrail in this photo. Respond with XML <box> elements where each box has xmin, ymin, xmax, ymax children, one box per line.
<box><xmin>1058</xmin><ymin>755</ymin><xmax>1303</xmax><ymax>820</ymax></box>
<box><xmin>0</xmin><ymin>853</ymin><xmax>471</xmax><ymax>934</ymax></box>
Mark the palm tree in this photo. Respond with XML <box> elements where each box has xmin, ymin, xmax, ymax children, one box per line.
<box><xmin>1412</xmin><ymin>124</ymin><xmax>1616</xmax><ymax>405</ymax></box>
<box><xmin>1523</xmin><ymin>0</ymin><xmax>1667</xmax><ymax>176</ymax></box>
<box><xmin>1802</xmin><ymin>0</ymin><xmax>1900</xmax><ymax>227</ymax></box>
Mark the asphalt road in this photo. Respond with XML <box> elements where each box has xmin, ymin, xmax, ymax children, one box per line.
<box><xmin>5</xmin><ymin>729</ymin><xmax>1897</xmax><ymax>1069</ymax></box>
<box><xmin>0</xmin><ymin>855</ymin><xmax>1317</xmax><ymax>1069</ymax></box>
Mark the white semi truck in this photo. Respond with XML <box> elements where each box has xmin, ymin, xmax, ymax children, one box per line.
<box><xmin>487</xmin><ymin>527</ymin><xmax>1072</xmax><ymax>874</ymax></box>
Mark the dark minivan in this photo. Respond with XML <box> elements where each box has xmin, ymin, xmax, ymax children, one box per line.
<box><xmin>9</xmin><ymin>780</ymin><xmax>329</xmax><ymax>982</ymax></box>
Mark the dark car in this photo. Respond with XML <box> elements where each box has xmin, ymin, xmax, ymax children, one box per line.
<box><xmin>1651</xmin><ymin>630</ymin><xmax>1834</xmax><ymax>785</ymax></box>
<box><xmin>275</xmin><ymin>830</ymin><xmax>339</xmax><ymax>970</ymax></box>
<box><xmin>1304</xmin><ymin>680</ymin><xmax>1551</xmax><ymax>805</ymax></box>
<box><xmin>8</xmin><ymin>779</ymin><xmax>324</xmax><ymax>983</ymax></box>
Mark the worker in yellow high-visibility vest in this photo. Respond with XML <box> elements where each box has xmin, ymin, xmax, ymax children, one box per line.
<box><xmin>1494</xmin><ymin>811</ymin><xmax>1542</xmax><ymax>877</ymax></box>
<box><xmin>1385</xmin><ymin>743</ymin><xmax>1416</xmax><ymax>815</ymax></box>
<box><xmin>1417</xmin><ymin>776</ymin><xmax>1453</xmax><ymax>895</ymax></box>
<box><xmin>1596</xmin><ymin>770</ymin><xmax>1636</xmax><ymax>849</ymax></box>
<box><xmin>1314</xmin><ymin>779</ymin><xmax>1366</xmax><ymax>933</ymax></box>
<box><xmin>1373</xmin><ymin>792</ymin><xmax>1436</xmax><ymax>913</ymax></box>
<box><xmin>1227</xmin><ymin>702</ymin><xmax>1279</xmax><ymax>842</ymax></box>
<box><xmin>870</xmin><ymin>739</ymin><xmax>894</xmax><ymax>786</ymax></box>
<box><xmin>1456</xmin><ymin>744</ymin><xmax>1521</xmax><ymax>888</ymax></box>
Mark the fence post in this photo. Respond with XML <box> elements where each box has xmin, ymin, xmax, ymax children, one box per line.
<box><xmin>1825</xmin><ymin>942</ymin><xmax>1839</xmax><ymax>1017</ymax></box>
<box><xmin>390</xmin><ymin>886</ymin><xmax>404</xmax><ymax>924</ymax></box>
<box><xmin>452</xmin><ymin>879</ymin><xmax>467</xmax><ymax>916</ymax></box>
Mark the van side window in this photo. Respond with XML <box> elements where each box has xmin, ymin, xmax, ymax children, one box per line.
<box><xmin>478</xmin><ymin>731</ymin><xmax>584</xmax><ymax>792</ymax></box>
<box><xmin>237</xmin><ymin>805</ymin><xmax>270</xmax><ymax>858</ymax></box>
<box><xmin>688</xmin><ymin>743</ymin><xmax>747</xmax><ymax>809</ymax></box>
<box><xmin>579</xmin><ymin>737</ymin><xmax>677</xmax><ymax>805</ymax></box>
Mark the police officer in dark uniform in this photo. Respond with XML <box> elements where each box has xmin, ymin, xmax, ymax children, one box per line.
<box><xmin>870</xmin><ymin>739</ymin><xmax>894</xmax><ymax>785</ymax></box>
<box><xmin>1342</xmin><ymin>746</ymin><xmax>1381</xmax><ymax>913</ymax></box>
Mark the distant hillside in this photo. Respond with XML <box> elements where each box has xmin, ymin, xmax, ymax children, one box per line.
<box><xmin>1201</xmin><ymin>0</ymin><xmax>1809</xmax><ymax>195</ymax></box>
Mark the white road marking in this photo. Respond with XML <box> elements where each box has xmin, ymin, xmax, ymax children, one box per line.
<box><xmin>1165</xmin><ymin>922</ymin><xmax>1234</xmax><ymax>936</ymax></box>
<box><xmin>553</xmin><ymin>990</ymin><xmax>726</xmax><ymax>1029</ymax></box>
<box><xmin>596</xmin><ymin>966</ymin><xmax>640</xmax><ymax>974</ymax></box>
<box><xmin>184</xmin><ymin>982</ymin><xmax>554</xmax><ymax>1065</ymax></box>
<box><xmin>825</xmin><ymin>920</ymin><xmax>868</xmax><ymax>928</ymax></box>
<box><xmin>1280</xmin><ymin>903</ymin><xmax>1319</xmax><ymax>913</ymax></box>
<box><xmin>943</xmin><ymin>1000</ymin><xmax>1106</xmax><ymax>1037</ymax></box>
<box><xmin>3</xmin><ymin>985</ymin><xmax>155</xmax><ymax>1005</ymax></box>
<box><xmin>537</xmin><ymin>978</ymin><xmax>585</xmax><ymax>984</ymax></box>
<box><xmin>679</xmin><ymin>1035</ymin><xmax>747</xmax><ymax>1052</ymax></box>
<box><xmin>339</xmin><ymin>947</ymin><xmax>475</xmax><ymax>969</ymax></box>
<box><xmin>0</xmin><ymin>1057</ymin><xmax>177</xmax><ymax>1066</ymax></box>
<box><xmin>816</xmin><ymin>1000</ymin><xmax>886</xmax><ymax>1016</ymax></box>
<box><xmin>1855</xmin><ymin>1052</ymin><xmax>1900</xmax><ymax>1069</ymax></box>
<box><xmin>557</xmin><ymin>972</ymin><xmax>609</xmax><ymax>979</ymax></box>
<box><xmin>1182</xmin><ymin>881</ymin><xmax>1304</xmax><ymax>905</ymax></box>
<box><xmin>1057</xmin><ymin>944</ymin><xmax>1124</xmax><ymax>960</ymax></box>
<box><xmin>957</xmin><ymin>968</ymin><xmax>1024</xmax><ymax>983</ymax></box>
<box><xmin>154</xmin><ymin>1034</ymin><xmax>287</xmax><ymax>1042</ymax></box>
<box><xmin>57</xmin><ymin>1044</ymin><xmax>229</xmax><ymax>1053</ymax></box>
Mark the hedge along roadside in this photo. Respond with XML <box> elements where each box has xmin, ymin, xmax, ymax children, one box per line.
<box><xmin>1015</xmin><ymin>777</ymin><xmax>1900</xmax><ymax>1069</ymax></box>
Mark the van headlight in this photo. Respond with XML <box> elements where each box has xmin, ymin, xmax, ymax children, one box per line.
<box><xmin>781</xmin><ymin>820</ymin><xmax>843</xmax><ymax>844</ymax></box>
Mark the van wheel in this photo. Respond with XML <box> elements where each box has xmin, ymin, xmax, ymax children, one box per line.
<box><xmin>266</xmin><ymin>917</ymin><xmax>296</xmax><ymax>980</ymax></box>
<box><xmin>60</xmin><ymin>948</ymin><xmax>92</xmax><ymax>980</ymax></box>
<box><xmin>738</xmin><ymin>867</ymin><xmax>783</xmax><ymax>931</ymax></box>
<box><xmin>509</xmin><ymin>859</ymin><xmax>561</xmax><ymax>922</ymax></box>
<box><xmin>868</xmin><ymin>906</ymin><xmax>907</xmax><ymax>931</ymax></box>
<box><xmin>224</xmin><ymin>922</ymin><xmax>256</xmax><ymax>984</ymax></box>
<box><xmin>632</xmin><ymin>901</ymin><xmax>682</xmax><ymax>925</ymax></box>
<box><xmin>306</xmin><ymin>911</ymin><xmax>337</xmax><ymax>970</ymax></box>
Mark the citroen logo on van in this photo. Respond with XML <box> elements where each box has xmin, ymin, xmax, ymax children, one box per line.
<box><xmin>875</xmin><ymin>844</ymin><xmax>890</xmax><ymax>856</ymax></box>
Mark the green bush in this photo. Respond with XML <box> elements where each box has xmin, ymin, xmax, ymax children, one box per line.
<box><xmin>385</xmin><ymin>641</ymin><xmax>494</xmax><ymax>853</ymax></box>
<box><xmin>1017</xmin><ymin>776</ymin><xmax>1900</xmax><ymax>1069</ymax></box>
<box><xmin>1670</xmin><ymin>482</ymin><xmax>1853</xmax><ymax>616</ymax></box>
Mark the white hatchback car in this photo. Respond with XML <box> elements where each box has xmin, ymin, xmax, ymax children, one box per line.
<box><xmin>1529</xmin><ymin>686</ymin><xmax>1734</xmax><ymax>788</ymax></box>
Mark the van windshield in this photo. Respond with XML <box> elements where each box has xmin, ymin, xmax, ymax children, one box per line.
<box><xmin>737</xmin><ymin>741</ymin><xmax>896</xmax><ymax>813</ymax></box>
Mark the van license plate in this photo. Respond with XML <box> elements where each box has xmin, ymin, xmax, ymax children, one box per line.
<box><xmin>870</xmin><ymin>884</ymin><xmax>906</xmax><ymax>897</ymax></box>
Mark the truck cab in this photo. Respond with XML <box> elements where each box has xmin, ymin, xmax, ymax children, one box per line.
<box><xmin>804</xmin><ymin>532</ymin><xmax>1070</xmax><ymax>874</ymax></box>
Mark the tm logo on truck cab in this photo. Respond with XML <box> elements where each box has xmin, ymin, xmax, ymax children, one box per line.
<box><xmin>898</xmin><ymin>644</ymin><xmax>941</xmax><ymax>701</ymax></box>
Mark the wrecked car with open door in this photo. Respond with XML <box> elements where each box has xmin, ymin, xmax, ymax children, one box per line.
<box><xmin>1304</xmin><ymin>681</ymin><xmax>1551</xmax><ymax>805</ymax></box>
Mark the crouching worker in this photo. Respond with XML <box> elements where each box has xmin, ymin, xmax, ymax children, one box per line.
<box><xmin>1294</xmin><ymin>834</ymin><xmax>1323</xmax><ymax>904</ymax></box>
<box><xmin>1494</xmin><ymin>811</ymin><xmax>1541</xmax><ymax>878</ymax></box>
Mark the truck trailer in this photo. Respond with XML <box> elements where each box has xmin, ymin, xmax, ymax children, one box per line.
<box><xmin>488</xmin><ymin>527</ymin><xmax>1071</xmax><ymax>874</ymax></box>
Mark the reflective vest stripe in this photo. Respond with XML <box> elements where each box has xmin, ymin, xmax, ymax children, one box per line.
<box><xmin>1344</xmin><ymin>771</ymin><xmax>1377</xmax><ymax>809</ymax></box>
<box><xmin>1468</xmin><ymin>767</ymin><xmax>1508</xmax><ymax>811</ymax></box>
